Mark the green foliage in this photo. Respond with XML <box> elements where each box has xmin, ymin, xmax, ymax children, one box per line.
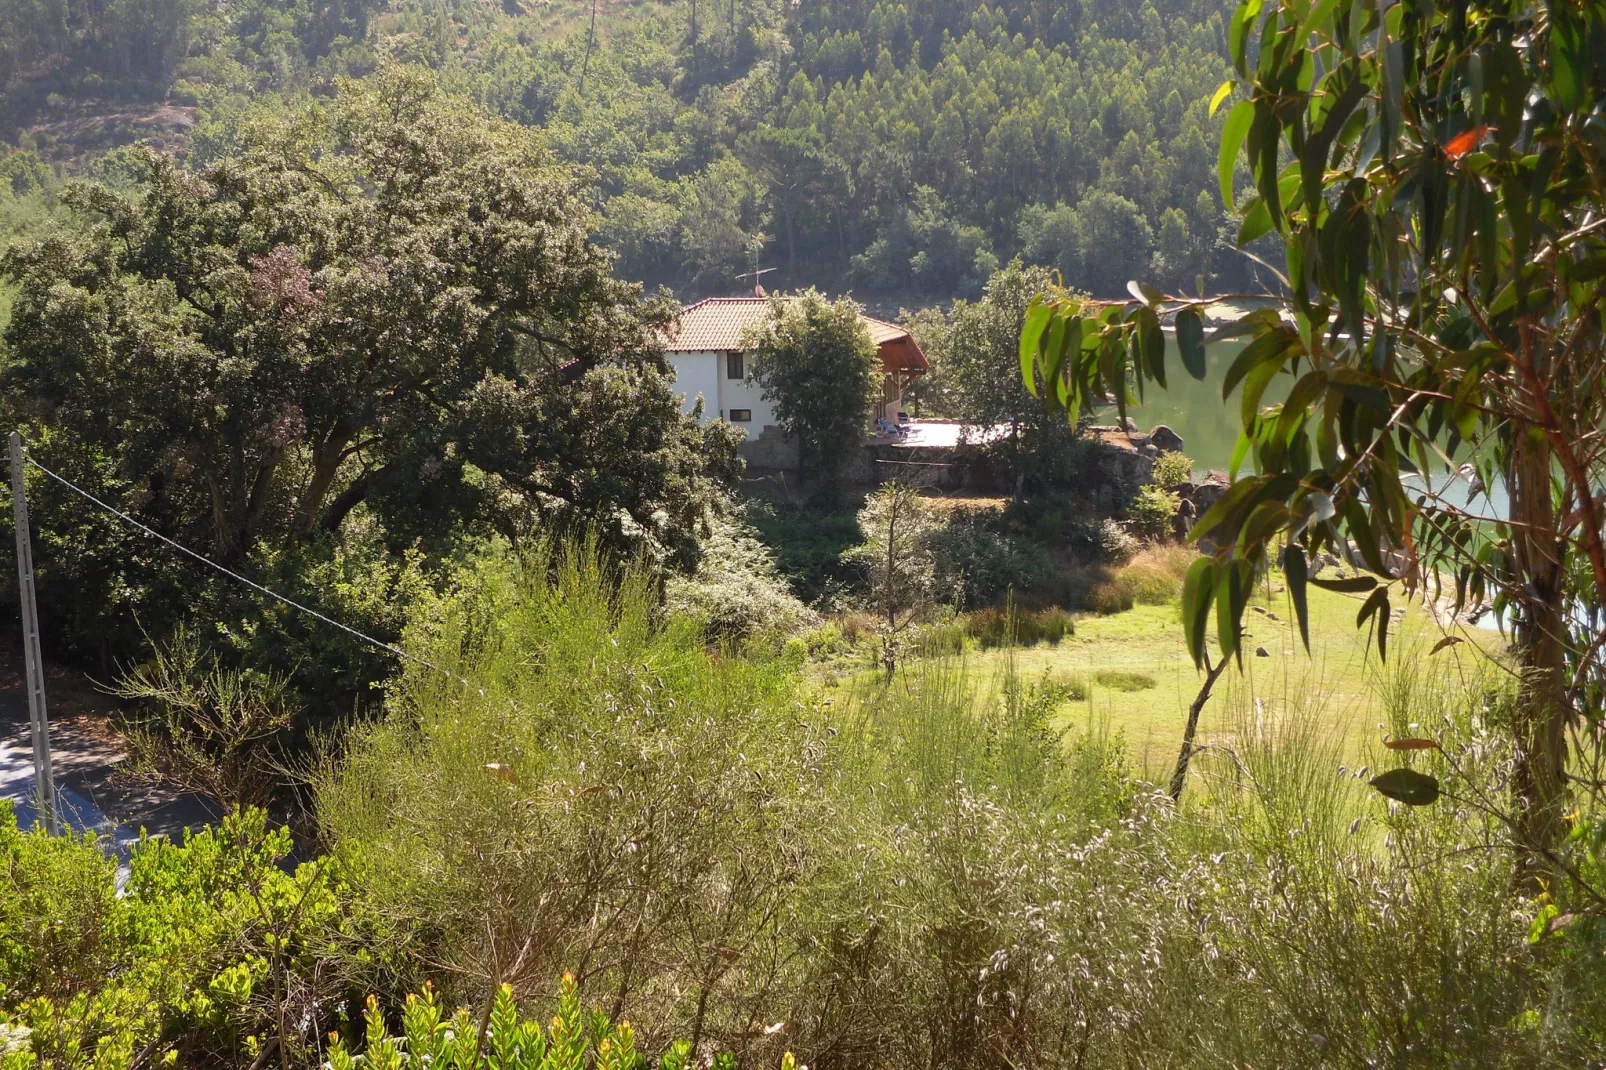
<box><xmin>0</xmin><ymin>805</ymin><xmax>342</xmax><ymax>1067</ymax></box>
<box><xmin>1150</xmin><ymin>450</ymin><xmax>1195</xmax><ymax>488</ymax></box>
<box><xmin>1082</xmin><ymin>578</ymin><xmax>1134</xmax><ymax>615</ymax></box>
<box><xmin>1124</xmin><ymin>485</ymin><xmax>1180</xmax><ymax>543</ymax></box>
<box><xmin>8</xmin><ymin>558</ymin><xmax>1606</xmax><ymax>1065</ymax></box>
<box><xmin>846</xmin><ymin>483</ymin><xmax>937</xmax><ymax>627</ymax></box>
<box><xmin>961</xmin><ymin>605</ymin><xmax>1073</xmax><ymax>648</ymax></box>
<box><xmin>1022</xmin><ymin>0</ymin><xmax>1606</xmax><ymax>865</ymax></box>
<box><xmin>111</xmin><ymin>623</ymin><xmax>294</xmax><ymax>811</ymax></box>
<box><xmin>925</xmin><ymin>261</ymin><xmax>1093</xmax><ymax>488</ymax></box>
<box><xmin>319</xmin><ymin>538</ymin><xmax>824</xmax><ymax>1060</ymax></box>
<box><xmin>1</xmin><ymin>70</ymin><xmax>740</xmax><ymax>726</ymax></box>
<box><xmin>750</xmin><ymin>290</ymin><xmax>879</xmax><ymax>483</ymax></box>
<box><xmin>744</xmin><ymin>501</ymin><xmax>864</xmax><ymax>605</ymax></box>
<box><xmin>663</xmin><ymin>513</ymin><xmax>815</xmax><ymax>643</ymax></box>
<box><xmin>927</xmin><ymin>510</ymin><xmax>1053</xmax><ymax>609</ymax></box>
<box><xmin>5</xmin><ymin>70</ymin><xmax>734</xmax><ymax>569</ymax></box>
<box><xmin>326</xmin><ymin>976</ymin><xmax>720</xmax><ymax>1070</ymax></box>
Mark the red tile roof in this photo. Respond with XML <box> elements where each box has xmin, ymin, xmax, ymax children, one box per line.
<box><xmin>665</xmin><ymin>297</ymin><xmax>926</xmax><ymax>373</ymax></box>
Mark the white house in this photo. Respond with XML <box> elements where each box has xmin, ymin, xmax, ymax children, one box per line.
<box><xmin>662</xmin><ymin>297</ymin><xmax>928</xmax><ymax>464</ymax></box>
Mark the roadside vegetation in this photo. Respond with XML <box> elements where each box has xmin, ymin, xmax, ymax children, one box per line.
<box><xmin>4</xmin><ymin>539</ymin><xmax>1604</xmax><ymax>1068</ymax></box>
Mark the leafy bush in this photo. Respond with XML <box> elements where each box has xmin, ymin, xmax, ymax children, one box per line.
<box><xmin>1093</xmin><ymin>517</ymin><xmax>1139</xmax><ymax>563</ymax></box>
<box><xmin>1116</xmin><ymin>563</ymin><xmax>1183</xmax><ymax>606</ymax></box>
<box><xmin>663</xmin><ymin>514</ymin><xmax>815</xmax><ymax>643</ymax></box>
<box><xmin>744</xmin><ymin>502</ymin><xmax>865</xmax><ymax>605</ymax></box>
<box><xmin>802</xmin><ymin>622</ymin><xmax>854</xmax><ymax>659</ymax></box>
<box><xmin>320</xmin><ymin>539</ymin><xmax>829</xmax><ymax>1062</ymax></box>
<box><xmin>6</xmin><ymin>555</ymin><xmax>1606</xmax><ymax>1067</ymax></box>
<box><xmin>1124</xmin><ymin>485</ymin><xmax>1180</xmax><ymax>542</ymax></box>
<box><xmin>1151</xmin><ymin>451</ymin><xmax>1195</xmax><ymax>488</ymax></box>
<box><xmin>929</xmin><ymin>511</ymin><xmax>1054</xmax><ymax>609</ymax></box>
<box><xmin>0</xmin><ymin>806</ymin><xmax>342</xmax><ymax>1067</ymax></box>
<box><xmin>111</xmin><ymin>624</ymin><xmax>294</xmax><ymax>811</ymax></box>
<box><xmin>1083</xmin><ymin>579</ymin><xmax>1135</xmax><ymax>615</ymax></box>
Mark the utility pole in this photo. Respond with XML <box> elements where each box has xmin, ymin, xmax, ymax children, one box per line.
<box><xmin>10</xmin><ymin>432</ymin><xmax>57</xmax><ymax>834</ymax></box>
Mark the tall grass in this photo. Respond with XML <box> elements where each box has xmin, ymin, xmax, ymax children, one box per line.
<box><xmin>316</xmin><ymin>540</ymin><xmax>1606</xmax><ymax>1068</ymax></box>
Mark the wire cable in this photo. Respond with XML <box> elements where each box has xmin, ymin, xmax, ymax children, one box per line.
<box><xmin>24</xmin><ymin>454</ymin><xmax>466</xmax><ymax>684</ymax></box>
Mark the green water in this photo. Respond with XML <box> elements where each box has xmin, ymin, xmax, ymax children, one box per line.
<box><xmin>1107</xmin><ymin>340</ymin><xmax>1280</xmax><ymax>478</ymax></box>
<box><xmin>1108</xmin><ymin>338</ymin><xmax>1509</xmax><ymax>519</ymax></box>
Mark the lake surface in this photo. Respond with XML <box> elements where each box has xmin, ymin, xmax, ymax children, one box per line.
<box><xmin>1107</xmin><ymin>340</ymin><xmax>1284</xmax><ymax>477</ymax></box>
<box><xmin>1106</xmin><ymin>337</ymin><xmax>1510</xmax><ymax>517</ymax></box>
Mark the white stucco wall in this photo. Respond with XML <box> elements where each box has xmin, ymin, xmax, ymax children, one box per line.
<box><xmin>665</xmin><ymin>350</ymin><xmax>778</xmax><ymax>441</ymax></box>
<box><xmin>665</xmin><ymin>353</ymin><xmax>722</xmax><ymax>420</ymax></box>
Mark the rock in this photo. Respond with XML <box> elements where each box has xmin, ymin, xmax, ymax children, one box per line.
<box><xmin>1251</xmin><ymin>606</ymin><xmax>1268</xmax><ymax>615</ymax></box>
<box><xmin>1191</xmin><ymin>474</ymin><xmax>1230</xmax><ymax>513</ymax></box>
<box><xmin>1150</xmin><ymin>424</ymin><xmax>1185</xmax><ymax>453</ymax></box>
<box><xmin>1255</xmin><ymin>646</ymin><xmax>1270</xmax><ymax>657</ymax></box>
<box><xmin>1266</xmin><ymin>612</ymin><xmax>1280</xmax><ymax>621</ymax></box>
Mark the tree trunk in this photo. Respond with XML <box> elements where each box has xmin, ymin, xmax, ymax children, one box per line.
<box><xmin>293</xmin><ymin>431</ymin><xmax>353</xmax><ymax>538</ymax></box>
<box><xmin>1508</xmin><ymin>429</ymin><xmax>1569</xmax><ymax>888</ymax></box>
<box><xmin>1169</xmin><ymin>651</ymin><xmax>1226</xmax><ymax>801</ymax></box>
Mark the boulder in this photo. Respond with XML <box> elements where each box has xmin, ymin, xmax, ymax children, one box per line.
<box><xmin>1150</xmin><ymin>424</ymin><xmax>1185</xmax><ymax>453</ymax></box>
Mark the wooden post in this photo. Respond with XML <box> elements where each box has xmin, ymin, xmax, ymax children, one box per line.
<box><xmin>10</xmin><ymin>432</ymin><xmax>58</xmax><ymax>834</ymax></box>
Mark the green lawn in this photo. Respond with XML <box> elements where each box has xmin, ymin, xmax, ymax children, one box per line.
<box><xmin>923</xmin><ymin>579</ymin><xmax>1502</xmax><ymax>776</ymax></box>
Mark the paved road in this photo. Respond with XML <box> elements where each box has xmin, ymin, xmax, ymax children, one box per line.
<box><xmin>0</xmin><ymin>692</ymin><xmax>220</xmax><ymax>859</ymax></box>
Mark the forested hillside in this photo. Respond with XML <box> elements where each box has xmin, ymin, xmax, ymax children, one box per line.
<box><xmin>0</xmin><ymin>0</ymin><xmax>1253</xmax><ymax>301</ymax></box>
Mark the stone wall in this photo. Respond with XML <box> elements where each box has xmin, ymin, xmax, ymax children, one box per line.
<box><xmin>738</xmin><ymin>424</ymin><xmax>800</xmax><ymax>470</ymax></box>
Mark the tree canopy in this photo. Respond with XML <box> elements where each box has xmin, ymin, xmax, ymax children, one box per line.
<box><xmin>0</xmin><ymin>70</ymin><xmax>742</xmax><ymax>697</ymax></box>
<box><xmin>749</xmin><ymin>290</ymin><xmax>878</xmax><ymax>484</ymax></box>
<box><xmin>2</xmin><ymin>0</ymin><xmax>1259</xmax><ymax>303</ymax></box>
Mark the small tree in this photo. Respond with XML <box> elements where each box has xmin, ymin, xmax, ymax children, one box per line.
<box><xmin>750</xmin><ymin>290</ymin><xmax>879</xmax><ymax>487</ymax></box>
<box><xmin>938</xmin><ymin>261</ymin><xmax>1082</xmax><ymax>495</ymax></box>
<box><xmin>848</xmin><ymin>481</ymin><xmax>937</xmax><ymax>678</ymax></box>
<box><xmin>1020</xmin><ymin>0</ymin><xmax>1606</xmax><ymax>874</ymax></box>
<box><xmin>112</xmin><ymin>625</ymin><xmax>294</xmax><ymax>812</ymax></box>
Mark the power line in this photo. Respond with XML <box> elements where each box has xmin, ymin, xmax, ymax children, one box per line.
<box><xmin>23</xmin><ymin>454</ymin><xmax>466</xmax><ymax>685</ymax></box>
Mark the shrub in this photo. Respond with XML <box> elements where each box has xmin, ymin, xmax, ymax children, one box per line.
<box><xmin>1124</xmin><ymin>485</ymin><xmax>1179</xmax><ymax>542</ymax></box>
<box><xmin>744</xmin><ymin>502</ymin><xmax>865</xmax><ymax>605</ymax></box>
<box><xmin>664</xmin><ymin>514</ymin><xmax>815</xmax><ymax>643</ymax></box>
<box><xmin>1083</xmin><ymin>578</ymin><xmax>1135</xmax><ymax>614</ymax></box>
<box><xmin>918</xmin><ymin>618</ymin><xmax>968</xmax><ymax>655</ymax></box>
<box><xmin>1151</xmin><ymin>450</ymin><xmax>1195</xmax><ymax>488</ymax></box>
<box><xmin>962</xmin><ymin>606</ymin><xmax>1074</xmax><ymax>648</ymax></box>
<box><xmin>0</xmin><ymin>806</ymin><xmax>342</xmax><ymax>1067</ymax></box>
<box><xmin>111</xmin><ymin>624</ymin><xmax>294</xmax><ymax>811</ymax></box>
<box><xmin>802</xmin><ymin>622</ymin><xmax>853</xmax><ymax>659</ymax></box>
<box><xmin>1095</xmin><ymin>517</ymin><xmax>1139</xmax><ymax>562</ymax></box>
<box><xmin>320</xmin><ymin>540</ymin><xmax>830</xmax><ymax>1062</ymax></box>
<box><xmin>929</xmin><ymin>511</ymin><xmax>1053</xmax><ymax>608</ymax></box>
<box><xmin>1116</xmin><ymin>563</ymin><xmax>1183</xmax><ymax>606</ymax></box>
<box><xmin>1022</xmin><ymin>606</ymin><xmax>1074</xmax><ymax>644</ymax></box>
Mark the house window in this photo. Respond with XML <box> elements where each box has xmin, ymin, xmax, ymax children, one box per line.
<box><xmin>729</xmin><ymin>408</ymin><xmax>752</xmax><ymax>422</ymax></box>
<box><xmin>726</xmin><ymin>352</ymin><xmax>745</xmax><ymax>379</ymax></box>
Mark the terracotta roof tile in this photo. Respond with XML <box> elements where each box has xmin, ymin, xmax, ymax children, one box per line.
<box><xmin>665</xmin><ymin>296</ymin><xmax>916</xmax><ymax>356</ymax></box>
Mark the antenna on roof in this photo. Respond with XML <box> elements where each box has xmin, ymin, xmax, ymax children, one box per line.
<box><xmin>734</xmin><ymin>266</ymin><xmax>777</xmax><ymax>297</ymax></box>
